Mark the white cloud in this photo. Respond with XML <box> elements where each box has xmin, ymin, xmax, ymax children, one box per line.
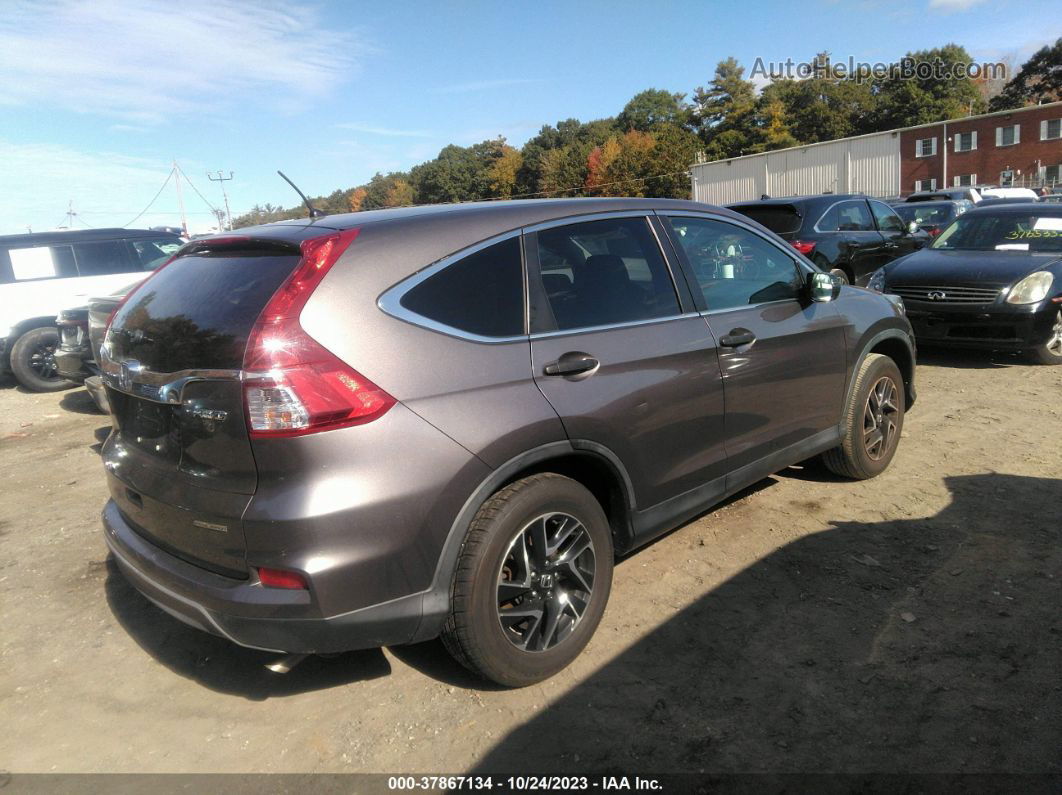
<box><xmin>437</xmin><ymin>78</ymin><xmax>541</xmax><ymax>95</ymax></box>
<box><xmin>0</xmin><ymin>139</ymin><xmax>216</xmax><ymax>234</ymax></box>
<box><xmin>928</xmin><ymin>0</ymin><xmax>986</xmax><ymax>11</ymax></box>
<box><xmin>333</xmin><ymin>123</ymin><xmax>433</xmax><ymax>138</ymax></box>
<box><xmin>0</xmin><ymin>0</ymin><xmax>371</xmax><ymax>123</ymax></box>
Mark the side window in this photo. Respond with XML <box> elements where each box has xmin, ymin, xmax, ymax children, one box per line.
<box><xmin>666</xmin><ymin>217</ymin><xmax>803</xmax><ymax>311</ymax></box>
<box><xmin>399</xmin><ymin>236</ymin><xmax>524</xmax><ymax>338</ymax></box>
<box><xmin>531</xmin><ymin>217</ymin><xmax>679</xmax><ymax>332</ymax></box>
<box><xmin>130</xmin><ymin>237</ymin><xmax>182</xmax><ymax>270</ymax></box>
<box><xmin>870</xmin><ymin>201</ymin><xmax>905</xmax><ymax>233</ymax></box>
<box><xmin>6</xmin><ymin>245</ymin><xmax>77</xmax><ymax>281</ymax></box>
<box><xmin>73</xmin><ymin>240</ymin><xmax>134</xmax><ymax>276</ymax></box>
<box><xmin>817</xmin><ymin>200</ymin><xmax>874</xmax><ymax>232</ymax></box>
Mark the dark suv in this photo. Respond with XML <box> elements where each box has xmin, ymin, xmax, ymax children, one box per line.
<box><xmin>728</xmin><ymin>195</ymin><xmax>928</xmax><ymax>286</ymax></box>
<box><xmin>99</xmin><ymin>199</ymin><xmax>916</xmax><ymax>686</ymax></box>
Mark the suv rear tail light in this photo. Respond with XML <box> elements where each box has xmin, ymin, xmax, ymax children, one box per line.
<box><xmin>243</xmin><ymin>228</ymin><xmax>395</xmax><ymax>437</ymax></box>
<box><xmin>257</xmin><ymin>566</ymin><xmax>308</xmax><ymax>590</ymax></box>
<box><xmin>790</xmin><ymin>240</ymin><xmax>816</xmax><ymax>256</ymax></box>
<box><xmin>924</xmin><ymin>225</ymin><xmax>942</xmax><ymax>237</ymax></box>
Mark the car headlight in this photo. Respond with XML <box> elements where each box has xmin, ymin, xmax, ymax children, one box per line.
<box><xmin>1006</xmin><ymin>271</ymin><xmax>1054</xmax><ymax>304</ymax></box>
<box><xmin>866</xmin><ymin>268</ymin><xmax>887</xmax><ymax>293</ymax></box>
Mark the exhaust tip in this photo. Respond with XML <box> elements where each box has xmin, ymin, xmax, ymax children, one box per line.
<box><xmin>264</xmin><ymin>653</ymin><xmax>308</xmax><ymax>674</ymax></box>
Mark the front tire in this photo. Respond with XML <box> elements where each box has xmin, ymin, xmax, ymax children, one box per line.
<box><xmin>441</xmin><ymin>473</ymin><xmax>613</xmax><ymax>687</ymax></box>
<box><xmin>822</xmin><ymin>353</ymin><xmax>905</xmax><ymax>479</ymax></box>
<box><xmin>1027</xmin><ymin>310</ymin><xmax>1062</xmax><ymax>365</ymax></box>
<box><xmin>9</xmin><ymin>327</ymin><xmax>75</xmax><ymax>392</ymax></box>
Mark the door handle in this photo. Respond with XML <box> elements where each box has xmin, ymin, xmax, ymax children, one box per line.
<box><xmin>543</xmin><ymin>352</ymin><xmax>599</xmax><ymax>377</ymax></box>
<box><xmin>719</xmin><ymin>328</ymin><xmax>756</xmax><ymax>347</ymax></box>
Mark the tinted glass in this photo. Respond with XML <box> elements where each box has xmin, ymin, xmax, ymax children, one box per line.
<box><xmin>870</xmin><ymin>201</ymin><xmax>905</xmax><ymax>233</ymax></box>
<box><xmin>400</xmin><ymin>236</ymin><xmax>523</xmax><ymax>337</ymax></box>
<box><xmin>894</xmin><ymin>204</ymin><xmax>954</xmax><ymax>226</ymax></box>
<box><xmin>74</xmin><ymin>240</ymin><xmax>133</xmax><ymax>276</ymax></box>
<box><xmin>729</xmin><ymin>206</ymin><xmax>801</xmax><ymax>234</ymax></box>
<box><xmin>817</xmin><ymin>200</ymin><xmax>874</xmax><ymax>232</ymax></box>
<box><xmin>108</xmin><ymin>252</ymin><xmax>300</xmax><ymax>371</ymax></box>
<box><xmin>130</xmin><ymin>237</ymin><xmax>183</xmax><ymax>270</ymax></box>
<box><xmin>531</xmin><ymin>217</ymin><xmax>679</xmax><ymax>331</ymax></box>
<box><xmin>4</xmin><ymin>245</ymin><xmax>77</xmax><ymax>281</ymax></box>
<box><xmin>667</xmin><ymin>217</ymin><xmax>802</xmax><ymax>311</ymax></box>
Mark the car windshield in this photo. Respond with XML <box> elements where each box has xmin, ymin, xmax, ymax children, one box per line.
<box><xmin>895</xmin><ymin>204</ymin><xmax>952</xmax><ymax>225</ymax></box>
<box><xmin>931</xmin><ymin>213</ymin><xmax>1062</xmax><ymax>252</ymax></box>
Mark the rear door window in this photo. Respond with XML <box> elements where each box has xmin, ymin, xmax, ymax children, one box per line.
<box><xmin>666</xmin><ymin>216</ymin><xmax>803</xmax><ymax>311</ymax></box>
<box><xmin>108</xmin><ymin>251</ymin><xmax>301</xmax><ymax>372</ymax></box>
<box><xmin>530</xmin><ymin>217</ymin><xmax>679</xmax><ymax>332</ymax></box>
<box><xmin>74</xmin><ymin>240</ymin><xmax>135</xmax><ymax>275</ymax></box>
<box><xmin>399</xmin><ymin>236</ymin><xmax>524</xmax><ymax>338</ymax></box>
<box><xmin>817</xmin><ymin>201</ymin><xmax>875</xmax><ymax>232</ymax></box>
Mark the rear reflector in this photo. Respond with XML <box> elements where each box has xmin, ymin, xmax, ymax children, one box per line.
<box><xmin>790</xmin><ymin>240</ymin><xmax>816</xmax><ymax>256</ymax></box>
<box><xmin>257</xmin><ymin>567</ymin><xmax>308</xmax><ymax>590</ymax></box>
<box><xmin>243</xmin><ymin>228</ymin><xmax>395</xmax><ymax>437</ymax></box>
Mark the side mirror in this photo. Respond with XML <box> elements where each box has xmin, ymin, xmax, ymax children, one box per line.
<box><xmin>907</xmin><ymin>221</ymin><xmax>919</xmax><ymax>235</ymax></box>
<box><xmin>808</xmin><ymin>271</ymin><xmax>840</xmax><ymax>303</ymax></box>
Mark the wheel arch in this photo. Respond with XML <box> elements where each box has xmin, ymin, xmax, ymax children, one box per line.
<box><xmin>2</xmin><ymin>316</ymin><xmax>59</xmax><ymax>368</ymax></box>
<box><xmin>847</xmin><ymin>328</ymin><xmax>916</xmax><ymax>413</ymax></box>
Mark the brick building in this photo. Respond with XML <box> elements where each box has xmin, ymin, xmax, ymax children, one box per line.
<box><xmin>901</xmin><ymin>102</ymin><xmax>1062</xmax><ymax>192</ymax></box>
<box><xmin>691</xmin><ymin>101</ymin><xmax>1062</xmax><ymax>205</ymax></box>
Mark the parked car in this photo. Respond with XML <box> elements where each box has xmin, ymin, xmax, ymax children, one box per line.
<box><xmin>727</xmin><ymin>194</ymin><xmax>928</xmax><ymax>285</ymax></box>
<box><xmin>867</xmin><ymin>202</ymin><xmax>1062</xmax><ymax>364</ymax></box>
<box><xmin>1041</xmin><ymin>194</ymin><xmax>1062</xmax><ymax>205</ymax></box>
<box><xmin>978</xmin><ymin>196</ymin><xmax>1046</xmax><ymax>208</ymax></box>
<box><xmin>980</xmin><ymin>187</ymin><xmax>1039</xmax><ymax>202</ymax></box>
<box><xmin>99</xmin><ymin>198</ymin><xmax>916</xmax><ymax>687</ymax></box>
<box><xmin>905</xmin><ymin>188</ymin><xmax>982</xmax><ymax>204</ymax></box>
<box><xmin>892</xmin><ymin>200</ymin><xmax>973</xmax><ymax>239</ymax></box>
<box><xmin>54</xmin><ymin>288</ymin><xmax>129</xmax><ymax>412</ymax></box>
<box><xmin>0</xmin><ymin>228</ymin><xmax>182</xmax><ymax>391</ymax></box>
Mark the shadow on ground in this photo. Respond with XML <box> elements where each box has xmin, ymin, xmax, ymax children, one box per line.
<box><xmin>916</xmin><ymin>346</ymin><xmax>1029</xmax><ymax>370</ymax></box>
<box><xmin>474</xmin><ymin>473</ymin><xmax>1062</xmax><ymax>775</ymax></box>
<box><xmin>60</xmin><ymin>387</ymin><xmax>105</xmax><ymax>415</ymax></box>
<box><xmin>104</xmin><ymin>558</ymin><xmax>391</xmax><ymax>700</ymax></box>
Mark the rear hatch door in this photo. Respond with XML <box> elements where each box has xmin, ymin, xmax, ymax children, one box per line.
<box><xmin>101</xmin><ymin>236</ymin><xmax>310</xmax><ymax>577</ymax></box>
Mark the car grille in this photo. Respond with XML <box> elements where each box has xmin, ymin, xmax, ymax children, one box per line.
<box><xmin>890</xmin><ymin>285</ymin><xmax>1002</xmax><ymax>304</ymax></box>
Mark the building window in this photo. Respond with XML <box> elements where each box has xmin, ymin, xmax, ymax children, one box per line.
<box><xmin>915</xmin><ymin>137</ymin><xmax>937</xmax><ymax>157</ymax></box>
<box><xmin>1041</xmin><ymin>119</ymin><xmax>1061</xmax><ymax>140</ymax></box>
<box><xmin>1045</xmin><ymin>165</ymin><xmax>1061</xmax><ymax>185</ymax></box>
<box><xmin>914</xmin><ymin>178</ymin><xmax>937</xmax><ymax>192</ymax></box>
<box><xmin>995</xmin><ymin>124</ymin><xmax>1020</xmax><ymax>147</ymax></box>
<box><xmin>954</xmin><ymin>132</ymin><xmax>977</xmax><ymax>152</ymax></box>
<box><xmin>953</xmin><ymin>174</ymin><xmax>976</xmax><ymax>187</ymax></box>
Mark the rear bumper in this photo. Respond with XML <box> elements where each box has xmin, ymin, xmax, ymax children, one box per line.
<box><xmin>904</xmin><ymin>305</ymin><xmax>1056</xmax><ymax>350</ymax></box>
<box><xmin>102</xmin><ymin>500</ymin><xmax>425</xmax><ymax>653</ymax></box>
<box><xmin>55</xmin><ymin>346</ymin><xmax>95</xmax><ymax>383</ymax></box>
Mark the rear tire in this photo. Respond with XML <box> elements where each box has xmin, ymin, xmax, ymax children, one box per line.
<box><xmin>822</xmin><ymin>353</ymin><xmax>905</xmax><ymax>480</ymax></box>
<box><xmin>9</xmin><ymin>327</ymin><xmax>75</xmax><ymax>392</ymax></box>
<box><xmin>441</xmin><ymin>473</ymin><xmax>613</xmax><ymax>687</ymax></box>
<box><xmin>1027</xmin><ymin>310</ymin><xmax>1062</xmax><ymax>365</ymax></box>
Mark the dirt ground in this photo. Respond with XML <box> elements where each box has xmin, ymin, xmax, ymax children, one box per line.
<box><xmin>1</xmin><ymin>348</ymin><xmax>1060</xmax><ymax>778</ymax></box>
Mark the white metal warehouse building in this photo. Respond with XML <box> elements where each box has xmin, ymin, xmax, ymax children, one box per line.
<box><xmin>690</xmin><ymin>131</ymin><xmax>902</xmax><ymax>205</ymax></box>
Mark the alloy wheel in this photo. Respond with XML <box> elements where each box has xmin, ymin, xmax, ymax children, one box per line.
<box><xmin>28</xmin><ymin>341</ymin><xmax>59</xmax><ymax>380</ymax></box>
<box><xmin>496</xmin><ymin>512</ymin><xmax>596</xmax><ymax>652</ymax></box>
<box><xmin>863</xmin><ymin>376</ymin><xmax>900</xmax><ymax>461</ymax></box>
<box><xmin>1046</xmin><ymin>311</ymin><xmax>1062</xmax><ymax>358</ymax></box>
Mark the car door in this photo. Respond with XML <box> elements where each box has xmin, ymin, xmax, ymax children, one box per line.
<box><xmin>814</xmin><ymin>199</ymin><xmax>884</xmax><ymax>283</ymax></box>
<box><xmin>660</xmin><ymin>213</ymin><xmax>847</xmax><ymax>481</ymax></box>
<box><xmin>870</xmin><ymin>199</ymin><xmax>921</xmax><ymax>261</ymax></box>
<box><xmin>526</xmin><ymin>213</ymin><xmax>728</xmax><ymax>516</ymax></box>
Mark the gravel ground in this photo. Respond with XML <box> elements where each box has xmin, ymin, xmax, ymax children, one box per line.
<box><xmin>1</xmin><ymin>349</ymin><xmax>1059</xmax><ymax>776</ymax></box>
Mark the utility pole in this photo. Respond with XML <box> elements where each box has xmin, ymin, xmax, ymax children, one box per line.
<box><xmin>173</xmin><ymin>159</ymin><xmax>189</xmax><ymax>237</ymax></box>
<box><xmin>207</xmin><ymin>170</ymin><xmax>234</xmax><ymax>231</ymax></box>
<box><xmin>65</xmin><ymin>200</ymin><xmax>75</xmax><ymax>229</ymax></box>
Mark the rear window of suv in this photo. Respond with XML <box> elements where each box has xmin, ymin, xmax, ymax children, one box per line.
<box><xmin>728</xmin><ymin>205</ymin><xmax>802</xmax><ymax>235</ymax></box>
<box><xmin>108</xmin><ymin>251</ymin><xmax>301</xmax><ymax>372</ymax></box>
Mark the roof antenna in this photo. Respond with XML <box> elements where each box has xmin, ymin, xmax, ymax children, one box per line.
<box><xmin>277</xmin><ymin>170</ymin><xmax>326</xmax><ymax>218</ymax></box>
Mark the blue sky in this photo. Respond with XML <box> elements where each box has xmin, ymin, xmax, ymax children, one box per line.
<box><xmin>0</xmin><ymin>0</ymin><xmax>1056</xmax><ymax>234</ymax></box>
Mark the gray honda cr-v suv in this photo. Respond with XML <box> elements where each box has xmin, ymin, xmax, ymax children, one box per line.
<box><xmin>99</xmin><ymin>198</ymin><xmax>916</xmax><ymax>686</ymax></box>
